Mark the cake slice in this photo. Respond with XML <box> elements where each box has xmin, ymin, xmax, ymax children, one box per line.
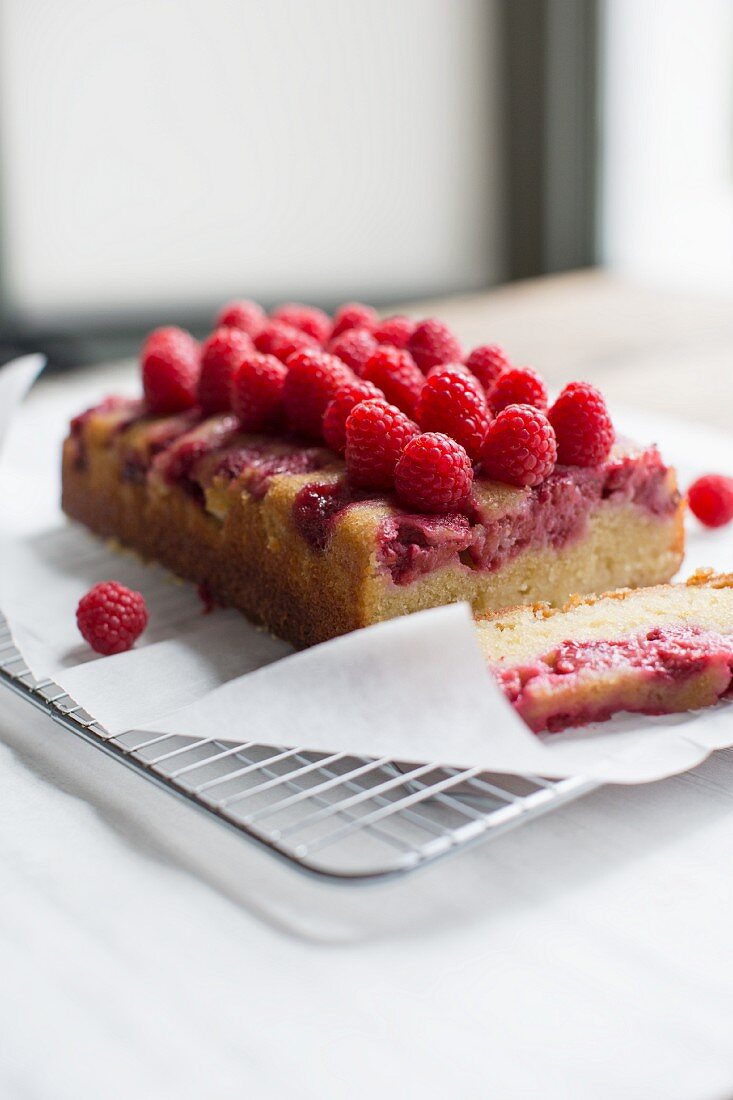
<box><xmin>477</xmin><ymin>570</ymin><xmax>733</xmax><ymax>732</ymax></box>
<box><xmin>62</xmin><ymin>397</ymin><xmax>684</xmax><ymax>648</ymax></box>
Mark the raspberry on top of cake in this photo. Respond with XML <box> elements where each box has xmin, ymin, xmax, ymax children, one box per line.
<box><xmin>62</xmin><ymin>300</ymin><xmax>685</xmax><ymax>648</ymax></box>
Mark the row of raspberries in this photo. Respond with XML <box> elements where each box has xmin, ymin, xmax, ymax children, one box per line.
<box><xmin>139</xmin><ymin>300</ymin><xmax>615</xmax><ymax>514</ymax></box>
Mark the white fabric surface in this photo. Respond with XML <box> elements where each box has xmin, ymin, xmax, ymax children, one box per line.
<box><xmin>2</xmin><ymin>364</ymin><xmax>733</xmax><ymax>1099</ymax></box>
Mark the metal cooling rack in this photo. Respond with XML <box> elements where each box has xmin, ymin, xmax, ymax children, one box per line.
<box><xmin>0</xmin><ymin>611</ymin><xmax>598</xmax><ymax>881</ymax></box>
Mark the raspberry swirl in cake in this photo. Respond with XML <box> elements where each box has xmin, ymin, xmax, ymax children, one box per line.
<box><xmin>478</xmin><ymin>571</ymin><xmax>733</xmax><ymax>733</ymax></box>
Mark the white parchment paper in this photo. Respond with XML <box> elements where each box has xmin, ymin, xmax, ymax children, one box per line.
<box><xmin>2</xmin><ymin>356</ymin><xmax>733</xmax><ymax>783</ymax></box>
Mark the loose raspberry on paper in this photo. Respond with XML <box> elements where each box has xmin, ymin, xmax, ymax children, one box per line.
<box><xmin>407</xmin><ymin>318</ymin><xmax>462</xmax><ymax>374</ymax></box>
<box><xmin>480</xmin><ymin>404</ymin><xmax>557</xmax><ymax>487</ymax></box>
<box><xmin>548</xmin><ymin>382</ymin><xmax>614</xmax><ymax>466</ymax></box>
<box><xmin>328</xmin><ymin>327</ymin><xmax>378</xmax><ymax>376</ymax></box>
<box><xmin>322</xmin><ymin>380</ymin><xmax>383</xmax><ymax>454</ymax></box>
<box><xmin>283</xmin><ymin>349</ymin><xmax>354</xmax><ymax>439</ymax></box>
<box><xmin>687</xmin><ymin>474</ymin><xmax>733</xmax><ymax>528</ymax></box>
<box><xmin>362</xmin><ymin>346</ymin><xmax>425</xmax><ymax>417</ymax></box>
<box><xmin>76</xmin><ymin>581</ymin><xmax>148</xmax><ymax>656</ymax></box>
<box><xmin>231</xmin><ymin>353</ymin><xmax>288</xmax><ymax>431</ymax></box>
<box><xmin>215</xmin><ymin>299</ymin><xmax>266</xmax><ymax>337</ymax></box>
<box><xmin>490</xmin><ymin>366</ymin><xmax>548</xmax><ymax>414</ymax></box>
<box><xmin>141</xmin><ymin>326</ymin><xmax>200</xmax><ymax>414</ymax></box>
<box><xmin>371</xmin><ymin>315</ymin><xmax>415</xmax><ymax>349</ymax></box>
<box><xmin>198</xmin><ymin>327</ymin><xmax>254</xmax><ymax>414</ymax></box>
<box><xmin>465</xmin><ymin>344</ymin><xmax>510</xmax><ymax>392</ymax></box>
<box><xmin>415</xmin><ymin>368</ymin><xmax>491</xmax><ymax>462</ymax></box>
<box><xmin>395</xmin><ymin>433</ymin><xmax>473</xmax><ymax>514</ymax></box>
<box><xmin>271</xmin><ymin>303</ymin><xmax>332</xmax><ymax>344</ymax></box>
<box><xmin>345</xmin><ymin>400</ymin><xmax>418</xmax><ymax>488</ymax></box>
<box><xmin>330</xmin><ymin>302</ymin><xmax>378</xmax><ymax>338</ymax></box>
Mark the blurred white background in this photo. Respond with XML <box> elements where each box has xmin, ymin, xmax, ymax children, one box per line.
<box><xmin>0</xmin><ymin>0</ymin><xmax>502</xmax><ymax>326</ymax></box>
<box><xmin>0</xmin><ymin>0</ymin><xmax>732</xmax><ymax>348</ymax></box>
<box><xmin>602</xmin><ymin>0</ymin><xmax>733</xmax><ymax>295</ymax></box>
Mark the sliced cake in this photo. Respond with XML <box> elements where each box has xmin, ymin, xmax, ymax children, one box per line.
<box><xmin>477</xmin><ymin>570</ymin><xmax>733</xmax><ymax>732</ymax></box>
<box><xmin>62</xmin><ymin>401</ymin><xmax>684</xmax><ymax>648</ymax></box>
<box><xmin>61</xmin><ymin>303</ymin><xmax>685</xmax><ymax>649</ymax></box>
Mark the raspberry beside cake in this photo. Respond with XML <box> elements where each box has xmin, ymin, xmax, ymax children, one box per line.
<box><xmin>478</xmin><ymin>571</ymin><xmax>733</xmax><ymax>732</ymax></box>
<box><xmin>61</xmin><ymin>303</ymin><xmax>685</xmax><ymax>648</ymax></box>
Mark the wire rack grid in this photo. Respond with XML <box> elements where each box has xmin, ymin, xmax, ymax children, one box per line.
<box><xmin>0</xmin><ymin>610</ymin><xmax>598</xmax><ymax>882</ymax></box>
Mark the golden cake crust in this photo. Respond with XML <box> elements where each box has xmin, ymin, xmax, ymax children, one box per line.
<box><xmin>476</xmin><ymin>570</ymin><xmax>733</xmax><ymax>666</ymax></box>
<box><xmin>479</xmin><ymin>568</ymin><xmax>732</xmax><ymax>627</ymax></box>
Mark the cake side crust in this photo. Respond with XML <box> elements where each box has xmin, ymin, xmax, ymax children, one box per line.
<box><xmin>62</xmin><ymin>438</ymin><xmax>376</xmax><ymax>648</ymax></box>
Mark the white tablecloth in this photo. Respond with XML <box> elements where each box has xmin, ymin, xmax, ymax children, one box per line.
<box><xmin>2</xmin><ymin>366</ymin><xmax>733</xmax><ymax>1100</ymax></box>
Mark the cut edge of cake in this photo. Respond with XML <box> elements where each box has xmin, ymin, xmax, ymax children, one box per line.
<box><xmin>477</xmin><ymin>570</ymin><xmax>733</xmax><ymax>732</ymax></box>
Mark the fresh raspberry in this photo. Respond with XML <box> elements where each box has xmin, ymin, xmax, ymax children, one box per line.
<box><xmin>322</xmin><ymin>379</ymin><xmax>383</xmax><ymax>454</ymax></box>
<box><xmin>395</xmin><ymin>433</ymin><xmax>473</xmax><ymax>514</ymax></box>
<box><xmin>465</xmin><ymin>344</ymin><xmax>510</xmax><ymax>392</ymax></box>
<box><xmin>140</xmin><ymin>326</ymin><xmax>187</xmax><ymax>359</ymax></box>
<box><xmin>76</xmin><ymin>581</ymin><xmax>148</xmax><ymax>656</ymax></box>
<box><xmin>283</xmin><ymin>349</ymin><xmax>354</xmax><ymax>439</ymax></box>
<box><xmin>480</xmin><ymin>404</ymin><xmax>557</xmax><ymax>487</ymax></box>
<box><xmin>271</xmin><ymin>303</ymin><xmax>332</xmax><ymax>344</ymax></box>
<box><xmin>345</xmin><ymin>399</ymin><xmax>418</xmax><ymax>488</ymax></box>
<box><xmin>548</xmin><ymin>382</ymin><xmax>615</xmax><ymax>466</ymax></box>
<box><xmin>255</xmin><ymin>320</ymin><xmax>317</xmax><ymax>361</ymax></box>
<box><xmin>687</xmin><ymin>474</ymin><xmax>733</xmax><ymax>528</ymax></box>
<box><xmin>231</xmin><ymin>352</ymin><xmax>288</xmax><ymax>431</ymax></box>
<box><xmin>407</xmin><ymin>318</ymin><xmax>462</xmax><ymax>374</ymax></box>
<box><xmin>490</xmin><ymin>366</ymin><xmax>548</xmax><ymax>414</ymax></box>
<box><xmin>371</xmin><ymin>315</ymin><xmax>415</xmax><ymax>349</ymax></box>
<box><xmin>331</xmin><ymin>302</ymin><xmax>378</xmax><ymax>338</ymax></box>
<box><xmin>425</xmin><ymin>361</ymin><xmax>473</xmax><ymax>380</ymax></box>
<box><xmin>215</xmin><ymin>299</ymin><xmax>266</xmax><ymax>337</ymax></box>
<box><xmin>415</xmin><ymin>368</ymin><xmax>491</xmax><ymax>462</ymax></box>
<box><xmin>328</xmin><ymin>327</ymin><xmax>378</xmax><ymax>376</ymax></box>
<box><xmin>198</xmin><ymin>327</ymin><xmax>254</xmax><ymax>414</ymax></box>
<box><xmin>141</xmin><ymin>327</ymin><xmax>200</xmax><ymax>414</ymax></box>
<box><xmin>362</xmin><ymin>346</ymin><xmax>424</xmax><ymax>417</ymax></box>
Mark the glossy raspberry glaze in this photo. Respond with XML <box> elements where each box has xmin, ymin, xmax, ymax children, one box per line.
<box><xmin>70</xmin><ymin>396</ymin><xmax>145</xmax><ymax>471</ymax></box>
<box><xmin>379</xmin><ymin>513</ymin><xmax>474</xmax><ymax>581</ymax></box>
<box><xmin>151</xmin><ymin>414</ymin><xmax>239</xmax><ymax>502</ymax></box>
<box><xmin>214</xmin><ymin>443</ymin><xmax>333</xmax><ymax>501</ymax></box>
<box><xmin>495</xmin><ymin>626</ymin><xmax>733</xmax><ymax>732</ymax></box>
<box><xmin>293</xmin><ymin>483</ymin><xmax>379</xmax><ymax>550</ymax></box>
<box><xmin>120</xmin><ymin>410</ymin><xmax>201</xmax><ymax>484</ymax></box>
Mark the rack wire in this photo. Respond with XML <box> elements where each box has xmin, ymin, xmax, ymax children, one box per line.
<box><xmin>0</xmin><ymin>610</ymin><xmax>598</xmax><ymax>881</ymax></box>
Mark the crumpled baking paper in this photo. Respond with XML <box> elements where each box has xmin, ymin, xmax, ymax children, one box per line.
<box><xmin>2</xmin><ymin>354</ymin><xmax>733</xmax><ymax>783</ymax></box>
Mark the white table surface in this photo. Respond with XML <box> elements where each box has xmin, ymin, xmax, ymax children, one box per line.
<box><xmin>2</xmin><ymin>362</ymin><xmax>733</xmax><ymax>1100</ymax></box>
